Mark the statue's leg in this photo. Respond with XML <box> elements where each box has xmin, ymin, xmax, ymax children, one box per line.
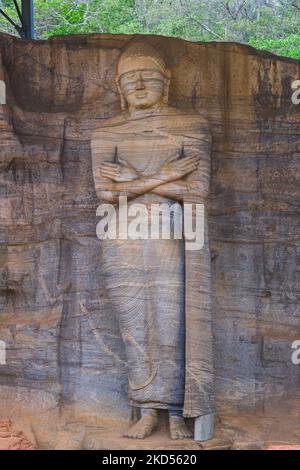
<box><xmin>194</xmin><ymin>413</ymin><xmax>214</xmax><ymax>441</ymax></box>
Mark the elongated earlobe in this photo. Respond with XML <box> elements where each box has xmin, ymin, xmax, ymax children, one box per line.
<box><xmin>116</xmin><ymin>78</ymin><xmax>127</xmax><ymax>110</ymax></box>
<box><xmin>163</xmin><ymin>71</ymin><xmax>171</xmax><ymax>104</ymax></box>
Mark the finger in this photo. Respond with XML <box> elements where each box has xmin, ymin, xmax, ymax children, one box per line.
<box><xmin>100</xmin><ymin>169</ymin><xmax>118</xmax><ymax>177</ymax></box>
<box><xmin>166</xmin><ymin>154</ymin><xmax>180</xmax><ymax>163</ymax></box>
<box><xmin>100</xmin><ymin>169</ymin><xmax>119</xmax><ymax>178</ymax></box>
<box><xmin>175</xmin><ymin>162</ymin><xmax>199</xmax><ymax>171</ymax></box>
<box><xmin>185</xmin><ymin>161</ymin><xmax>200</xmax><ymax>169</ymax></box>
<box><xmin>174</xmin><ymin>155</ymin><xmax>199</xmax><ymax>165</ymax></box>
<box><xmin>181</xmin><ymin>154</ymin><xmax>200</xmax><ymax>162</ymax></box>
<box><xmin>99</xmin><ymin>168</ymin><xmax>118</xmax><ymax>176</ymax></box>
<box><xmin>101</xmin><ymin>174</ymin><xmax>114</xmax><ymax>181</ymax></box>
<box><xmin>100</xmin><ymin>162</ymin><xmax>119</xmax><ymax>169</ymax></box>
<box><xmin>178</xmin><ymin>157</ymin><xmax>199</xmax><ymax>165</ymax></box>
<box><xmin>179</xmin><ymin>164</ymin><xmax>199</xmax><ymax>174</ymax></box>
<box><xmin>100</xmin><ymin>165</ymin><xmax>119</xmax><ymax>171</ymax></box>
<box><xmin>100</xmin><ymin>165</ymin><xmax>119</xmax><ymax>172</ymax></box>
<box><xmin>100</xmin><ymin>174</ymin><xmax>115</xmax><ymax>181</ymax></box>
<box><xmin>181</xmin><ymin>168</ymin><xmax>194</xmax><ymax>176</ymax></box>
<box><xmin>176</xmin><ymin>157</ymin><xmax>199</xmax><ymax>167</ymax></box>
<box><xmin>181</xmin><ymin>153</ymin><xmax>201</xmax><ymax>160</ymax></box>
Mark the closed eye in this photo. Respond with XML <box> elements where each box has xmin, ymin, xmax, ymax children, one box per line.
<box><xmin>125</xmin><ymin>72</ymin><xmax>137</xmax><ymax>80</ymax></box>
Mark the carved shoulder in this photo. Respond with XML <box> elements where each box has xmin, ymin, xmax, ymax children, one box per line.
<box><xmin>160</xmin><ymin>105</ymin><xmax>211</xmax><ymax>134</ymax></box>
<box><xmin>91</xmin><ymin>113</ymin><xmax>127</xmax><ymax>164</ymax></box>
<box><xmin>92</xmin><ymin>112</ymin><xmax>128</xmax><ymax>140</ymax></box>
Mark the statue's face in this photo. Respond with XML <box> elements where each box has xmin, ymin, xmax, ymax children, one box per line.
<box><xmin>119</xmin><ymin>57</ymin><xmax>165</xmax><ymax>110</ymax></box>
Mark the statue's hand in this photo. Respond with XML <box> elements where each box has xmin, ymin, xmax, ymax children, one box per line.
<box><xmin>157</xmin><ymin>154</ymin><xmax>200</xmax><ymax>182</ymax></box>
<box><xmin>99</xmin><ymin>157</ymin><xmax>139</xmax><ymax>182</ymax></box>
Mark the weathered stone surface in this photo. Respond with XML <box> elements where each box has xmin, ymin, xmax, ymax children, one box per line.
<box><xmin>220</xmin><ymin>397</ymin><xmax>300</xmax><ymax>450</ymax></box>
<box><xmin>268</xmin><ymin>445</ymin><xmax>300</xmax><ymax>450</ymax></box>
<box><xmin>0</xmin><ymin>32</ymin><xmax>299</xmax><ymax>448</ymax></box>
<box><xmin>0</xmin><ymin>419</ymin><xmax>35</xmax><ymax>450</ymax></box>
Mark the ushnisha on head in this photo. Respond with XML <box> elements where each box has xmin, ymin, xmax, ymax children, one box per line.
<box><xmin>116</xmin><ymin>41</ymin><xmax>171</xmax><ymax>112</ymax></box>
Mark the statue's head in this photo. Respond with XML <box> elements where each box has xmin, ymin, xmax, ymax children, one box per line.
<box><xmin>116</xmin><ymin>41</ymin><xmax>171</xmax><ymax>111</ymax></box>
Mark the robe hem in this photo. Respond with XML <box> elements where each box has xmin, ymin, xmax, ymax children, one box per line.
<box><xmin>130</xmin><ymin>401</ymin><xmax>183</xmax><ymax>411</ymax></box>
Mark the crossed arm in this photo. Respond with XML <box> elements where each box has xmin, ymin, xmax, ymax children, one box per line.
<box><xmin>94</xmin><ymin>148</ymin><xmax>209</xmax><ymax>204</ymax></box>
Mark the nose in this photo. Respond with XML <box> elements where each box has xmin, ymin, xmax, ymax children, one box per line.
<box><xmin>135</xmin><ymin>72</ymin><xmax>145</xmax><ymax>90</ymax></box>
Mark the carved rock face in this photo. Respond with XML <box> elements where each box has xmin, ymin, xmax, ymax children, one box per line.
<box><xmin>0</xmin><ymin>32</ymin><xmax>299</xmax><ymax>449</ymax></box>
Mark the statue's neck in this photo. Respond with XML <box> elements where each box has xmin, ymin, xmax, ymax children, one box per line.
<box><xmin>127</xmin><ymin>102</ymin><xmax>164</xmax><ymax>118</ymax></box>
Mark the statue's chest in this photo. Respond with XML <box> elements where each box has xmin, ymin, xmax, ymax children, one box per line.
<box><xmin>112</xmin><ymin>123</ymin><xmax>183</xmax><ymax>175</ymax></box>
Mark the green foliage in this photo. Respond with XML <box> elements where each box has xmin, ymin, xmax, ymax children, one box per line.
<box><xmin>249</xmin><ymin>35</ymin><xmax>300</xmax><ymax>60</ymax></box>
<box><xmin>0</xmin><ymin>0</ymin><xmax>299</xmax><ymax>60</ymax></box>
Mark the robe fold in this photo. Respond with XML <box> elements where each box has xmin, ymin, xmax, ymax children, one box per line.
<box><xmin>91</xmin><ymin>105</ymin><xmax>214</xmax><ymax>417</ymax></box>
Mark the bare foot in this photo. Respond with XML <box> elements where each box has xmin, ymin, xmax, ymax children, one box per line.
<box><xmin>169</xmin><ymin>416</ymin><xmax>193</xmax><ymax>440</ymax></box>
<box><xmin>123</xmin><ymin>411</ymin><xmax>158</xmax><ymax>439</ymax></box>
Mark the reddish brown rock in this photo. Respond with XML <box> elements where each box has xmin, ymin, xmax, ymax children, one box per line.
<box><xmin>268</xmin><ymin>445</ymin><xmax>300</xmax><ymax>450</ymax></box>
<box><xmin>0</xmin><ymin>32</ymin><xmax>299</xmax><ymax>448</ymax></box>
<box><xmin>0</xmin><ymin>420</ymin><xmax>35</xmax><ymax>450</ymax></box>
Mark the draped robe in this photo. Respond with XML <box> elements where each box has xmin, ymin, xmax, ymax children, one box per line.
<box><xmin>91</xmin><ymin>105</ymin><xmax>214</xmax><ymax>417</ymax></box>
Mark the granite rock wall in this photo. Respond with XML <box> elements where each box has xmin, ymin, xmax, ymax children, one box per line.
<box><xmin>0</xmin><ymin>33</ymin><xmax>299</xmax><ymax>437</ymax></box>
